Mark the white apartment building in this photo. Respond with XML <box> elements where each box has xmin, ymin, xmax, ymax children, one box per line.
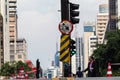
<box><xmin>46</xmin><ymin>66</ymin><xmax>61</xmax><ymax>78</ymax></box>
<box><xmin>96</xmin><ymin>4</ymin><xmax>109</xmax><ymax>44</ymax></box>
<box><xmin>88</xmin><ymin>36</ymin><xmax>97</xmax><ymax>56</ymax></box>
<box><xmin>0</xmin><ymin>0</ymin><xmax>10</xmax><ymax>66</ymax></box>
<box><xmin>15</xmin><ymin>39</ymin><xmax>27</xmax><ymax>62</ymax></box>
<box><xmin>10</xmin><ymin>38</ymin><xmax>27</xmax><ymax>62</ymax></box>
<box><xmin>9</xmin><ymin>0</ymin><xmax>17</xmax><ymax>41</ymax></box>
<box><xmin>0</xmin><ymin>0</ymin><xmax>27</xmax><ymax>66</ymax></box>
<box><xmin>9</xmin><ymin>0</ymin><xmax>18</xmax><ymax>62</ymax></box>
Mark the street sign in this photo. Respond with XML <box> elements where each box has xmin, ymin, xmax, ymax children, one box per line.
<box><xmin>59</xmin><ymin>20</ymin><xmax>73</xmax><ymax>34</ymax></box>
<box><xmin>60</xmin><ymin>35</ymin><xmax>70</xmax><ymax>63</ymax></box>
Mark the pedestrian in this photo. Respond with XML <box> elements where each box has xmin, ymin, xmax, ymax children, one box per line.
<box><xmin>82</xmin><ymin>56</ymin><xmax>96</xmax><ymax>77</ymax></box>
<box><xmin>76</xmin><ymin>67</ymin><xmax>83</xmax><ymax>77</ymax></box>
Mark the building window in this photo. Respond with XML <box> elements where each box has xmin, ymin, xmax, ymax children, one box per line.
<box><xmin>1</xmin><ymin>58</ymin><xmax>4</xmax><ymax>63</ymax></box>
<box><xmin>0</xmin><ymin>27</ymin><xmax>3</xmax><ymax>31</ymax></box>
<box><xmin>1</xmin><ymin>53</ymin><xmax>3</xmax><ymax>56</ymax></box>
<box><xmin>18</xmin><ymin>55</ymin><xmax>22</xmax><ymax>59</ymax></box>
<box><xmin>10</xmin><ymin>55</ymin><xmax>14</xmax><ymax>59</ymax></box>
<box><xmin>10</xmin><ymin>50</ymin><xmax>14</xmax><ymax>54</ymax></box>
<box><xmin>10</xmin><ymin>26</ymin><xmax>14</xmax><ymax>28</ymax></box>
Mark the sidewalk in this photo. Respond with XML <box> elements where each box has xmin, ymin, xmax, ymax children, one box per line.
<box><xmin>52</xmin><ymin>77</ymin><xmax>120</xmax><ymax>80</ymax></box>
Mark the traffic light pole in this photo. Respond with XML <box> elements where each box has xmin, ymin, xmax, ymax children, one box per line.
<box><xmin>69</xmin><ymin>37</ymin><xmax>72</xmax><ymax>77</ymax></box>
<box><xmin>60</xmin><ymin>0</ymin><xmax>79</xmax><ymax>77</ymax></box>
<box><xmin>61</xmin><ymin>0</ymin><xmax>70</xmax><ymax>77</ymax></box>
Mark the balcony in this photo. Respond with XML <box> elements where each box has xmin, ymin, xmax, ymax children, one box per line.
<box><xmin>97</xmin><ymin>20</ymin><xmax>107</xmax><ymax>23</ymax></box>
<box><xmin>9</xmin><ymin>4</ymin><xmax>17</xmax><ymax>8</ymax></box>
<box><xmin>9</xmin><ymin>9</ymin><xmax>17</xmax><ymax>13</ymax></box>
<box><xmin>9</xmin><ymin>0</ymin><xmax>16</xmax><ymax>3</ymax></box>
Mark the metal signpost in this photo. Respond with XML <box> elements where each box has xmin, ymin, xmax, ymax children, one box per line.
<box><xmin>59</xmin><ymin>20</ymin><xmax>73</xmax><ymax>77</ymax></box>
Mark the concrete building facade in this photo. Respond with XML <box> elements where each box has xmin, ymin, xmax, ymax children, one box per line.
<box><xmin>54</xmin><ymin>51</ymin><xmax>60</xmax><ymax>67</ymax></box>
<box><xmin>83</xmin><ymin>22</ymin><xmax>95</xmax><ymax>75</ymax></box>
<box><xmin>0</xmin><ymin>0</ymin><xmax>27</xmax><ymax>67</ymax></box>
<box><xmin>9</xmin><ymin>0</ymin><xmax>18</xmax><ymax>62</ymax></box>
<box><xmin>96</xmin><ymin>4</ymin><xmax>109</xmax><ymax>44</ymax></box>
<box><xmin>108</xmin><ymin>0</ymin><xmax>120</xmax><ymax>30</ymax></box>
<box><xmin>0</xmin><ymin>0</ymin><xmax>10</xmax><ymax>67</ymax></box>
<box><xmin>0</xmin><ymin>14</ymin><xmax>4</xmax><ymax>67</ymax></box>
<box><xmin>88</xmin><ymin>36</ymin><xmax>97</xmax><ymax>56</ymax></box>
<box><xmin>15</xmin><ymin>39</ymin><xmax>27</xmax><ymax>62</ymax></box>
<box><xmin>75</xmin><ymin>37</ymin><xmax>84</xmax><ymax>73</ymax></box>
<box><xmin>108</xmin><ymin>0</ymin><xmax>117</xmax><ymax>31</ymax></box>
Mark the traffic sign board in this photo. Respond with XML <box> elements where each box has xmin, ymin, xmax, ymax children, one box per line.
<box><xmin>60</xmin><ymin>35</ymin><xmax>70</xmax><ymax>63</ymax></box>
<box><xmin>59</xmin><ymin>20</ymin><xmax>73</xmax><ymax>34</ymax></box>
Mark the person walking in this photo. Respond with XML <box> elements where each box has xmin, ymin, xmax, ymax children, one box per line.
<box><xmin>76</xmin><ymin>67</ymin><xmax>83</xmax><ymax>77</ymax></box>
<box><xmin>82</xmin><ymin>56</ymin><xmax>96</xmax><ymax>77</ymax></box>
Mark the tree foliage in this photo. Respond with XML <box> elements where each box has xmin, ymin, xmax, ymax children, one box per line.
<box><xmin>0</xmin><ymin>62</ymin><xmax>11</xmax><ymax>76</ymax></box>
<box><xmin>0</xmin><ymin>61</ymin><xmax>31</xmax><ymax>77</ymax></box>
<box><xmin>93</xmin><ymin>30</ymin><xmax>120</xmax><ymax>76</ymax></box>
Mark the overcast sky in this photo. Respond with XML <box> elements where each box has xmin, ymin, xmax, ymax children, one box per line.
<box><xmin>17</xmin><ymin>0</ymin><xmax>108</xmax><ymax>70</ymax></box>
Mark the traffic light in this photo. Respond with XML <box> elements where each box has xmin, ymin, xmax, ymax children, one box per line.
<box><xmin>61</xmin><ymin>0</ymin><xmax>69</xmax><ymax>21</ymax></box>
<box><xmin>36</xmin><ymin>59</ymin><xmax>40</xmax><ymax>78</ymax></box>
<box><xmin>70</xmin><ymin>39</ymin><xmax>76</xmax><ymax>56</ymax></box>
<box><xmin>70</xmin><ymin>2</ymin><xmax>79</xmax><ymax>24</ymax></box>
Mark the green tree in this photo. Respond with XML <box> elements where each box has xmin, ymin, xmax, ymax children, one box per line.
<box><xmin>0</xmin><ymin>62</ymin><xmax>12</xmax><ymax>76</ymax></box>
<box><xmin>16</xmin><ymin>61</ymin><xmax>31</xmax><ymax>73</ymax></box>
<box><xmin>93</xmin><ymin>30</ymin><xmax>120</xmax><ymax>76</ymax></box>
<box><xmin>0</xmin><ymin>61</ymin><xmax>31</xmax><ymax>77</ymax></box>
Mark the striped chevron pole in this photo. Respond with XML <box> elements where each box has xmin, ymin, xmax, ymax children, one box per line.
<box><xmin>60</xmin><ymin>34</ymin><xmax>70</xmax><ymax>63</ymax></box>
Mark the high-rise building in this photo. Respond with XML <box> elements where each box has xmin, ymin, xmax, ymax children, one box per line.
<box><xmin>108</xmin><ymin>0</ymin><xmax>120</xmax><ymax>30</ymax></box>
<box><xmin>83</xmin><ymin>22</ymin><xmax>95</xmax><ymax>75</ymax></box>
<box><xmin>54</xmin><ymin>51</ymin><xmax>60</xmax><ymax>67</ymax></box>
<box><xmin>99</xmin><ymin>4</ymin><xmax>108</xmax><ymax>13</ymax></box>
<box><xmin>0</xmin><ymin>0</ymin><xmax>27</xmax><ymax>67</ymax></box>
<box><xmin>108</xmin><ymin>0</ymin><xmax>117</xmax><ymax>31</ymax></box>
<box><xmin>0</xmin><ymin>14</ymin><xmax>4</xmax><ymax>67</ymax></box>
<box><xmin>9</xmin><ymin>0</ymin><xmax>28</xmax><ymax>63</ymax></box>
<box><xmin>96</xmin><ymin>4</ymin><xmax>109</xmax><ymax>44</ymax></box>
<box><xmin>9</xmin><ymin>0</ymin><xmax>17</xmax><ymax>40</ymax></box>
<box><xmin>75</xmin><ymin>37</ymin><xmax>84</xmax><ymax>72</ymax></box>
<box><xmin>9</xmin><ymin>0</ymin><xmax>18</xmax><ymax>62</ymax></box>
<box><xmin>0</xmin><ymin>0</ymin><xmax>10</xmax><ymax>67</ymax></box>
